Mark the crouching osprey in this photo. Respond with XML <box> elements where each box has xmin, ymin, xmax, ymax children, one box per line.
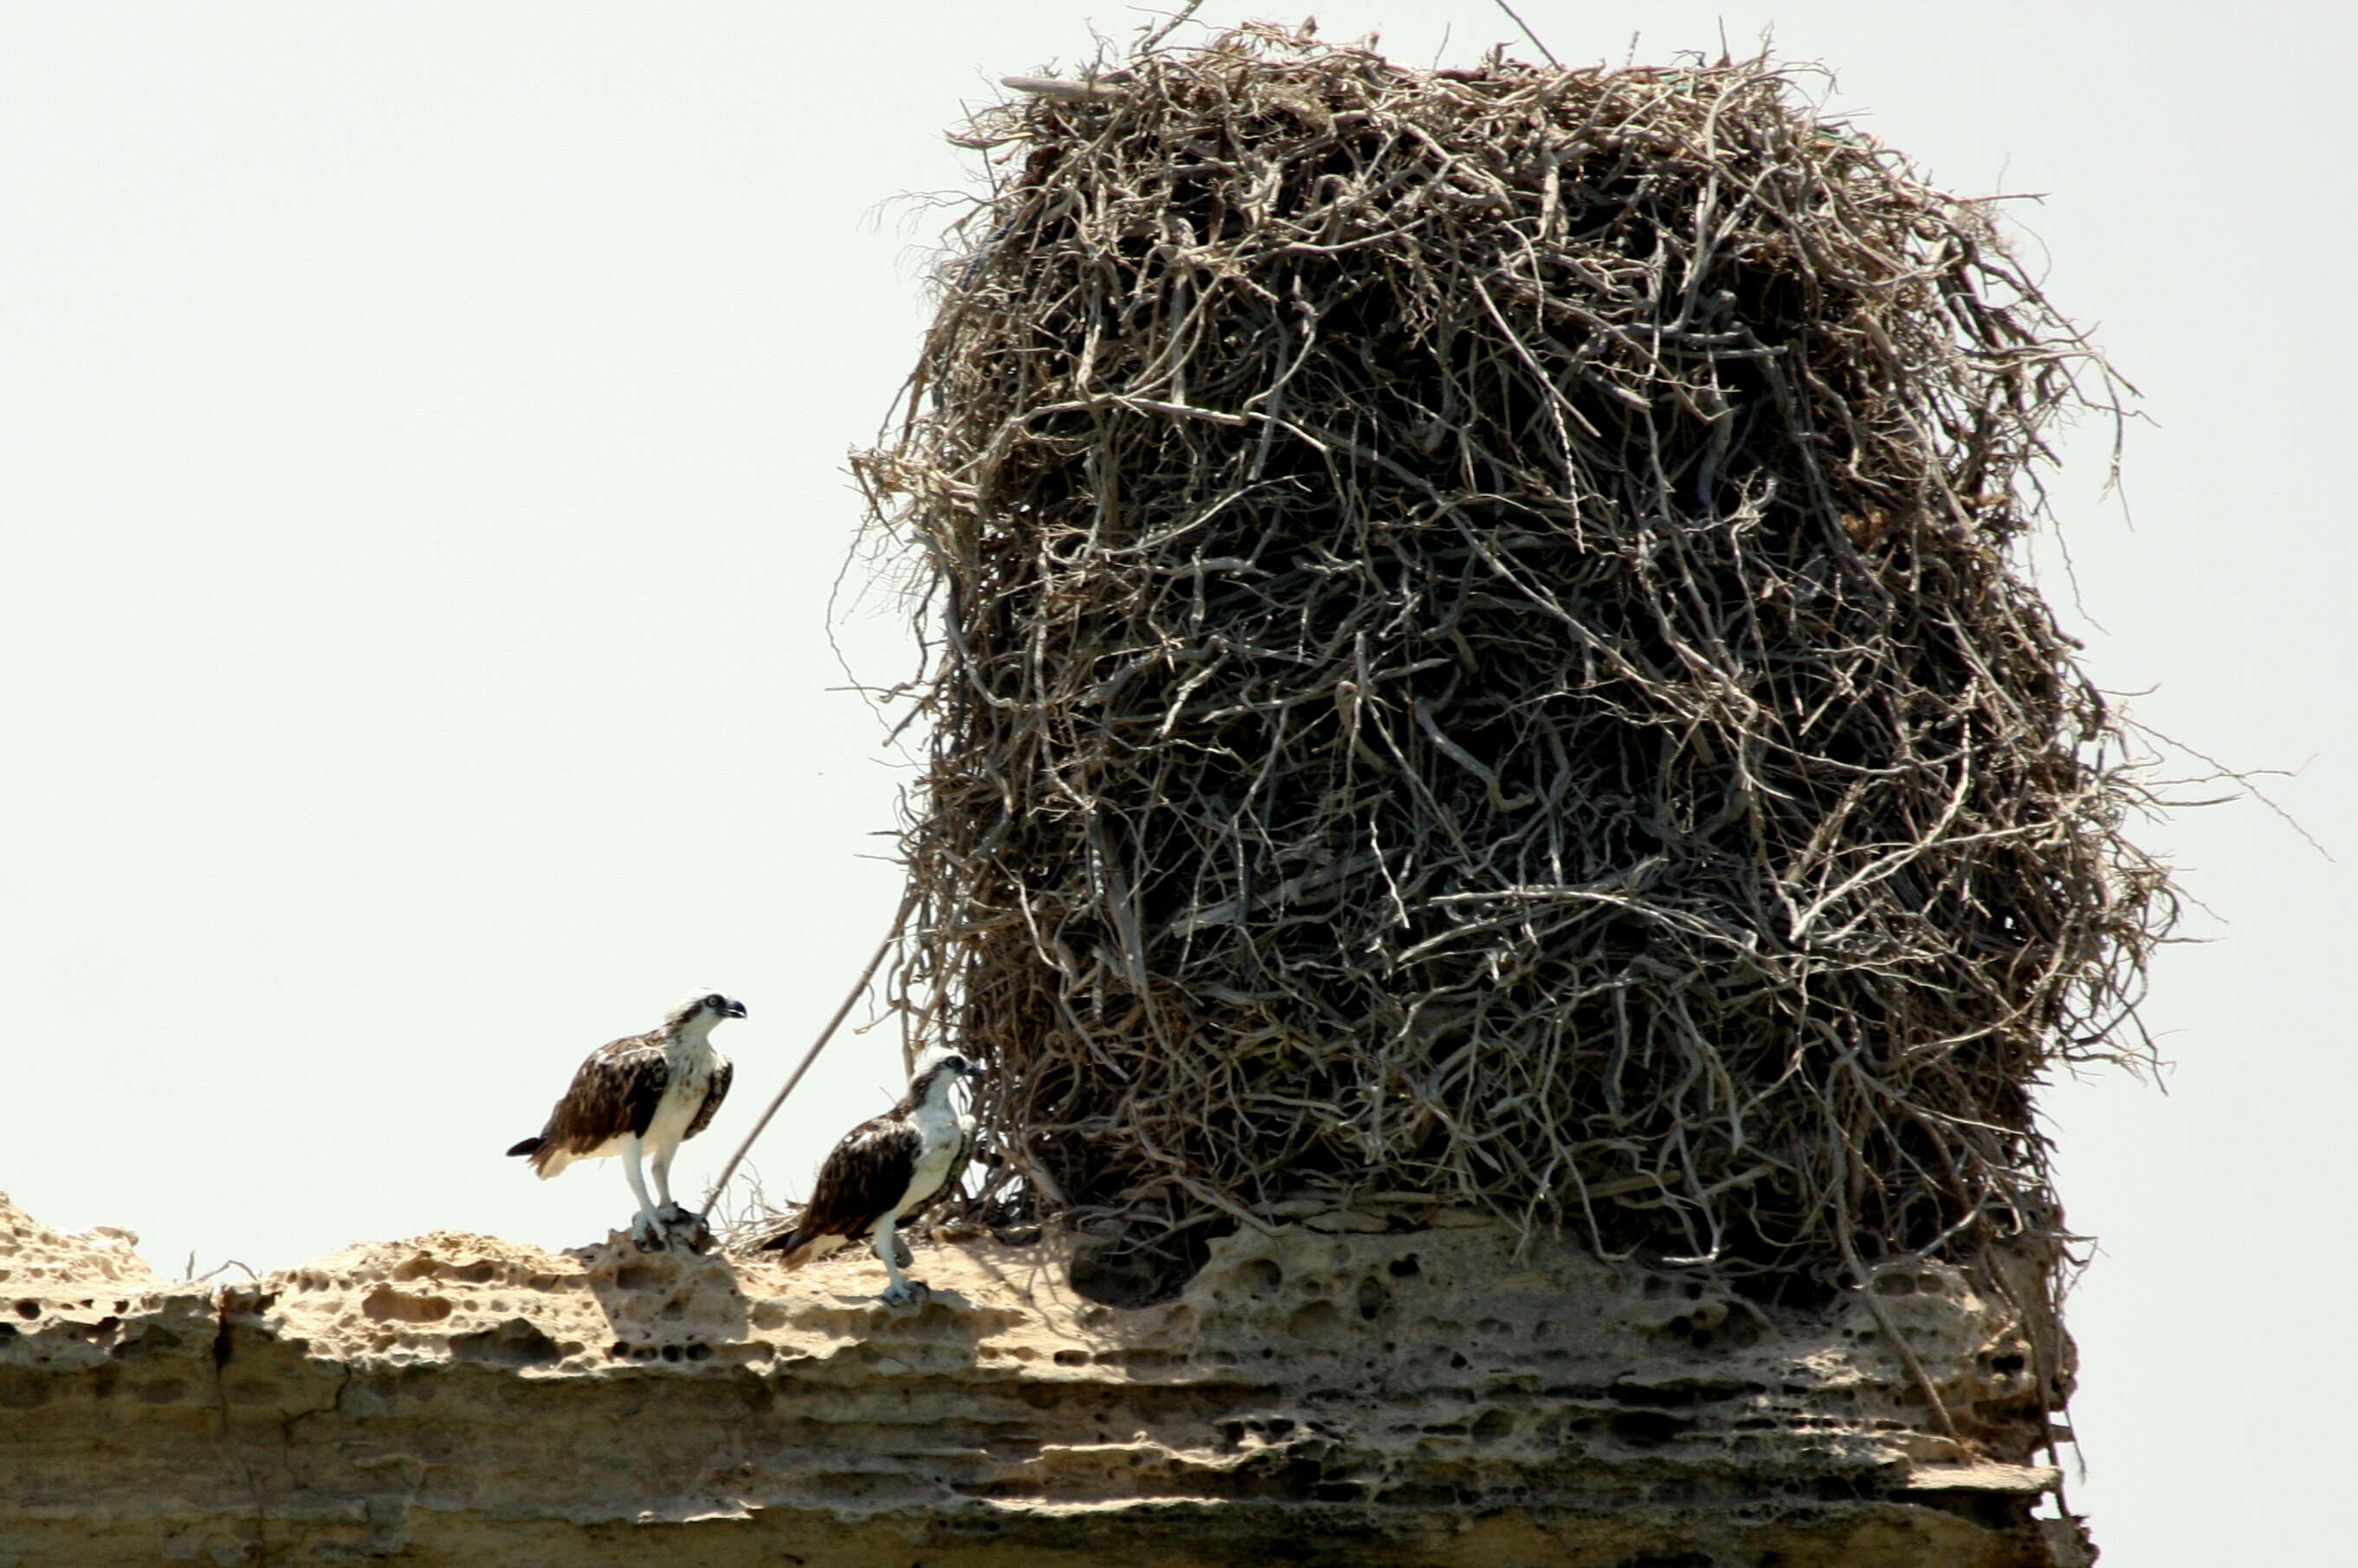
<box><xmin>759</xmin><ymin>1051</ymin><xmax>975</xmax><ymax>1305</ymax></box>
<box><xmin>507</xmin><ymin>991</ymin><xmax>743</xmax><ymax>1249</ymax></box>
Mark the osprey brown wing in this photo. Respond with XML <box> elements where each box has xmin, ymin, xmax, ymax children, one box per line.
<box><xmin>683</xmin><ymin>1056</ymin><xmax>733</xmax><ymax>1141</ymax></box>
<box><xmin>759</xmin><ymin>1112</ymin><xmax>920</xmax><ymax>1252</ymax></box>
<box><xmin>508</xmin><ymin>1035</ymin><xmax>670</xmax><ymax>1170</ymax></box>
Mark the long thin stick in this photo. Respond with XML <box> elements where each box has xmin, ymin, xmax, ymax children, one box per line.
<box><xmin>701</xmin><ymin>893</ymin><xmax>915</xmax><ymax>1211</ymax></box>
<box><xmin>1491</xmin><ymin>0</ymin><xmax>1563</xmax><ymax>68</ymax></box>
<box><xmin>1138</xmin><ymin>0</ymin><xmax>1205</xmax><ymax>54</ymax></box>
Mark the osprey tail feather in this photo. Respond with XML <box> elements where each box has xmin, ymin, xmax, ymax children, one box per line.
<box><xmin>505</xmin><ymin>1134</ymin><xmax>575</xmax><ymax>1178</ymax></box>
<box><xmin>759</xmin><ymin>1228</ymin><xmax>849</xmax><ymax>1268</ymax></box>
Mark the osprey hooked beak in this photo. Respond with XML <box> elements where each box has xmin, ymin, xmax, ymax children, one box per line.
<box><xmin>718</xmin><ymin>997</ymin><xmax>748</xmax><ymax>1019</ymax></box>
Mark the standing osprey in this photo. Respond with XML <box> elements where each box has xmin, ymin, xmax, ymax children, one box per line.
<box><xmin>507</xmin><ymin>991</ymin><xmax>743</xmax><ymax>1249</ymax></box>
<box><xmin>759</xmin><ymin>1051</ymin><xmax>975</xmax><ymax>1305</ymax></box>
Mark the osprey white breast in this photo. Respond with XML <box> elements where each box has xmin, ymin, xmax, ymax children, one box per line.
<box><xmin>899</xmin><ymin>1095</ymin><xmax>968</xmax><ymax>1218</ymax></box>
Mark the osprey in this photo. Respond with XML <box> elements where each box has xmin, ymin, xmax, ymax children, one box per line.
<box><xmin>507</xmin><ymin>991</ymin><xmax>743</xmax><ymax>1249</ymax></box>
<box><xmin>759</xmin><ymin>1050</ymin><xmax>976</xmax><ymax>1305</ymax></box>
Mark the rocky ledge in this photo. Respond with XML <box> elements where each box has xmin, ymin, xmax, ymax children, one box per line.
<box><xmin>0</xmin><ymin>1191</ymin><xmax>2087</xmax><ymax>1566</ymax></box>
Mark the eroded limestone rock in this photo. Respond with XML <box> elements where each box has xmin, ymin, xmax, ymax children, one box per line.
<box><xmin>0</xmin><ymin>1191</ymin><xmax>2087</xmax><ymax>1566</ymax></box>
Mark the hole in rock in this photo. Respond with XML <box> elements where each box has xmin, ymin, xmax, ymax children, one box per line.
<box><xmin>452</xmin><ymin>1321</ymin><xmax>562</xmax><ymax>1368</ymax></box>
<box><xmin>1288</xmin><ymin>1300</ymin><xmax>1343</xmax><ymax>1341</ymax></box>
<box><xmin>1609</xmin><ymin>1409</ymin><xmax>1689</xmax><ymax>1446</ymax></box>
<box><xmin>1069</xmin><ymin>1223</ymin><xmax>1219</xmax><ymax>1308</ymax></box>
<box><xmin>360</xmin><ymin>1286</ymin><xmax>453</xmax><ymax>1325</ymax></box>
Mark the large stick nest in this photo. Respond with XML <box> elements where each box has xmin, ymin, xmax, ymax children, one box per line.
<box><xmin>858</xmin><ymin>29</ymin><xmax>2172</xmax><ymax>1295</ymax></box>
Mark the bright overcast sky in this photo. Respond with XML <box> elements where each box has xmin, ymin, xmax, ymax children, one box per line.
<box><xmin>3</xmin><ymin>3</ymin><xmax>2348</xmax><ymax>1562</ymax></box>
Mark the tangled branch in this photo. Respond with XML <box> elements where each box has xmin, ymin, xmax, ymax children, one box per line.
<box><xmin>859</xmin><ymin>29</ymin><xmax>2174</xmax><ymax>1299</ymax></box>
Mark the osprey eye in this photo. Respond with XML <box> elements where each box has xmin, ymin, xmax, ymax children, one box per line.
<box><xmin>702</xmin><ymin>994</ymin><xmax>726</xmax><ymax>1010</ymax></box>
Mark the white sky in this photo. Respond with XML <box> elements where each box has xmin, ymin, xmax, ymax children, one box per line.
<box><xmin>3</xmin><ymin>3</ymin><xmax>2349</xmax><ymax>1561</ymax></box>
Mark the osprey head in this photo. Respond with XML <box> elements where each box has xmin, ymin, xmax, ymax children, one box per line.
<box><xmin>908</xmin><ymin>1049</ymin><xmax>975</xmax><ymax>1105</ymax></box>
<box><xmin>669</xmin><ymin>990</ymin><xmax>749</xmax><ymax>1030</ymax></box>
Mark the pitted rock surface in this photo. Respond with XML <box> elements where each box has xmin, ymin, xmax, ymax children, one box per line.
<box><xmin>0</xmin><ymin>1191</ymin><xmax>2083</xmax><ymax>1566</ymax></box>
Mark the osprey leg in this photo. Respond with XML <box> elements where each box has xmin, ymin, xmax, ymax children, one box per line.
<box><xmin>650</xmin><ymin>1142</ymin><xmax>687</xmax><ymax>1223</ymax></box>
<box><xmin>874</xmin><ymin>1214</ymin><xmax>923</xmax><ymax>1306</ymax></box>
<box><xmin>649</xmin><ymin>1142</ymin><xmax>708</xmax><ymax>1249</ymax></box>
<box><xmin>618</xmin><ymin>1136</ymin><xmax>666</xmax><ymax>1248</ymax></box>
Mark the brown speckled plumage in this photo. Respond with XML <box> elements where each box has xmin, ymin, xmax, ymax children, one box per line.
<box><xmin>761</xmin><ymin>1056</ymin><xmax>973</xmax><ymax>1280</ymax></box>
<box><xmin>507</xmin><ymin>1033</ymin><xmax>735</xmax><ymax>1169</ymax></box>
<box><xmin>507</xmin><ymin>992</ymin><xmax>743</xmax><ymax>1247</ymax></box>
